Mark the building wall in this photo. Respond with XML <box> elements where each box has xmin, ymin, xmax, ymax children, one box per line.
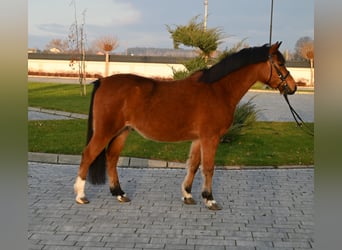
<box><xmin>288</xmin><ymin>67</ymin><xmax>314</xmax><ymax>85</ymax></box>
<box><xmin>28</xmin><ymin>59</ymin><xmax>185</xmax><ymax>79</ymax></box>
<box><xmin>28</xmin><ymin>59</ymin><xmax>314</xmax><ymax>84</ymax></box>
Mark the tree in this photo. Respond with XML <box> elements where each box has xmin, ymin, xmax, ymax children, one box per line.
<box><xmin>93</xmin><ymin>36</ymin><xmax>119</xmax><ymax>77</ymax></box>
<box><xmin>295</xmin><ymin>36</ymin><xmax>314</xmax><ymax>85</ymax></box>
<box><xmin>167</xmin><ymin>16</ymin><xmax>225</xmax><ymax>79</ymax></box>
<box><xmin>216</xmin><ymin>38</ymin><xmax>249</xmax><ymax>61</ymax></box>
<box><xmin>167</xmin><ymin>16</ymin><xmax>250</xmax><ymax>81</ymax></box>
<box><xmin>166</xmin><ymin>16</ymin><xmax>223</xmax><ymax>59</ymax></box>
<box><xmin>45</xmin><ymin>39</ymin><xmax>69</xmax><ymax>53</ymax></box>
<box><xmin>68</xmin><ymin>0</ymin><xmax>87</xmax><ymax>96</ymax></box>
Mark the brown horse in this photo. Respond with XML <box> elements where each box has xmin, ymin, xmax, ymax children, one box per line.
<box><xmin>74</xmin><ymin>42</ymin><xmax>297</xmax><ymax>210</ymax></box>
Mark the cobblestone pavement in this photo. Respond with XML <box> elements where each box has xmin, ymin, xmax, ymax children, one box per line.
<box><xmin>28</xmin><ymin>162</ymin><xmax>314</xmax><ymax>250</ymax></box>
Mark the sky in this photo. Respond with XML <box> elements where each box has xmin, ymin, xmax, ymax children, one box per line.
<box><xmin>28</xmin><ymin>0</ymin><xmax>314</xmax><ymax>53</ymax></box>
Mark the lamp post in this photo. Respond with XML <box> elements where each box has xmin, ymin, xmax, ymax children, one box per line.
<box><xmin>269</xmin><ymin>0</ymin><xmax>274</xmax><ymax>45</ymax></box>
<box><xmin>204</xmin><ymin>0</ymin><xmax>208</xmax><ymax>31</ymax></box>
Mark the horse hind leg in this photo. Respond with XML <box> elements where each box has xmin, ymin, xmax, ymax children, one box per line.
<box><xmin>182</xmin><ymin>140</ymin><xmax>201</xmax><ymax>205</ymax></box>
<box><xmin>106</xmin><ymin>128</ymin><xmax>131</xmax><ymax>203</ymax></box>
<box><xmin>74</xmin><ymin>134</ymin><xmax>108</xmax><ymax>204</ymax></box>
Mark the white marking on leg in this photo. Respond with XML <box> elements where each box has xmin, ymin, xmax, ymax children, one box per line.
<box><xmin>181</xmin><ymin>194</ymin><xmax>194</xmax><ymax>202</ymax></box>
<box><xmin>117</xmin><ymin>193</ymin><xmax>131</xmax><ymax>202</ymax></box>
<box><xmin>183</xmin><ymin>192</ymin><xmax>193</xmax><ymax>200</ymax></box>
<box><xmin>117</xmin><ymin>194</ymin><xmax>126</xmax><ymax>202</ymax></box>
<box><xmin>205</xmin><ymin>199</ymin><xmax>217</xmax><ymax>207</ymax></box>
<box><xmin>181</xmin><ymin>183</ymin><xmax>193</xmax><ymax>199</ymax></box>
<box><xmin>181</xmin><ymin>183</ymin><xmax>197</xmax><ymax>204</ymax></box>
<box><xmin>74</xmin><ymin>176</ymin><xmax>86</xmax><ymax>203</ymax></box>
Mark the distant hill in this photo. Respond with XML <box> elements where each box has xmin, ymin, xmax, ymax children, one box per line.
<box><xmin>126</xmin><ymin>47</ymin><xmax>197</xmax><ymax>57</ymax></box>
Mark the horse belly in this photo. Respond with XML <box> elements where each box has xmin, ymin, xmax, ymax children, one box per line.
<box><xmin>128</xmin><ymin>117</ymin><xmax>199</xmax><ymax>143</ymax></box>
<box><xmin>125</xmin><ymin>97</ymin><xmax>228</xmax><ymax>142</ymax></box>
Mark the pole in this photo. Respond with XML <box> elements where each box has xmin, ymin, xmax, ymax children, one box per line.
<box><xmin>269</xmin><ymin>0</ymin><xmax>274</xmax><ymax>45</ymax></box>
<box><xmin>204</xmin><ymin>0</ymin><xmax>208</xmax><ymax>31</ymax></box>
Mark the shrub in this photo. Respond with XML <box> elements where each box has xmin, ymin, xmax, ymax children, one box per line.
<box><xmin>172</xmin><ymin>68</ymin><xmax>191</xmax><ymax>80</ymax></box>
<box><xmin>183</xmin><ymin>57</ymin><xmax>207</xmax><ymax>72</ymax></box>
<box><xmin>221</xmin><ymin>97</ymin><xmax>259</xmax><ymax>143</ymax></box>
<box><xmin>172</xmin><ymin>57</ymin><xmax>208</xmax><ymax>80</ymax></box>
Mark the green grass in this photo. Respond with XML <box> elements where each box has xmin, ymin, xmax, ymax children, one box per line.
<box><xmin>28</xmin><ymin>82</ymin><xmax>92</xmax><ymax>114</ymax></box>
<box><xmin>28</xmin><ymin>82</ymin><xmax>313</xmax><ymax>166</ymax></box>
<box><xmin>28</xmin><ymin>119</ymin><xmax>314</xmax><ymax>166</ymax></box>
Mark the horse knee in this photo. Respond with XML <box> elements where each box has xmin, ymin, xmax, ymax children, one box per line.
<box><xmin>202</xmin><ymin>167</ymin><xmax>214</xmax><ymax>176</ymax></box>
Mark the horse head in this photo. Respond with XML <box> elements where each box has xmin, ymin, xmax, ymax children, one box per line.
<box><xmin>266</xmin><ymin>42</ymin><xmax>297</xmax><ymax>95</ymax></box>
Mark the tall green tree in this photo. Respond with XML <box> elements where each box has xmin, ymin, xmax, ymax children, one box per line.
<box><xmin>167</xmin><ymin>16</ymin><xmax>249</xmax><ymax>80</ymax></box>
<box><xmin>166</xmin><ymin>16</ymin><xmax>223</xmax><ymax>59</ymax></box>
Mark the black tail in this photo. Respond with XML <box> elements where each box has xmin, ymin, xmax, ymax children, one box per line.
<box><xmin>87</xmin><ymin>79</ymin><xmax>107</xmax><ymax>185</ymax></box>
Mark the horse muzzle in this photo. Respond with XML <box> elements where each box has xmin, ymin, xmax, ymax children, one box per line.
<box><xmin>279</xmin><ymin>81</ymin><xmax>297</xmax><ymax>95</ymax></box>
<box><xmin>284</xmin><ymin>84</ymin><xmax>297</xmax><ymax>95</ymax></box>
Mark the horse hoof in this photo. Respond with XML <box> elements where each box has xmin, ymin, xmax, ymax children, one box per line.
<box><xmin>183</xmin><ymin>197</ymin><xmax>197</xmax><ymax>205</ymax></box>
<box><xmin>208</xmin><ymin>203</ymin><xmax>222</xmax><ymax>210</ymax></box>
<box><xmin>117</xmin><ymin>195</ymin><xmax>131</xmax><ymax>203</ymax></box>
<box><xmin>76</xmin><ymin>197</ymin><xmax>90</xmax><ymax>204</ymax></box>
<box><xmin>205</xmin><ymin>200</ymin><xmax>222</xmax><ymax>210</ymax></box>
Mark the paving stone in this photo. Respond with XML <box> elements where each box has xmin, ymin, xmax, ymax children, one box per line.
<box><xmin>168</xmin><ymin>161</ymin><xmax>186</xmax><ymax>168</ymax></box>
<box><xmin>130</xmin><ymin>157</ymin><xmax>149</xmax><ymax>167</ymax></box>
<box><xmin>29</xmin><ymin>152</ymin><xmax>58</xmax><ymax>163</ymax></box>
<box><xmin>28</xmin><ymin>162</ymin><xmax>314</xmax><ymax>249</ymax></box>
<box><xmin>58</xmin><ymin>154</ymin><xmax>81</xmax><ymax>165</ymax></box>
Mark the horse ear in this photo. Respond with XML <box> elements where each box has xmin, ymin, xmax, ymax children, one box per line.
<box><xmin>269</xmin><ymin>41</ymin><xmax>282</xmax><ymax>54</ymax></box>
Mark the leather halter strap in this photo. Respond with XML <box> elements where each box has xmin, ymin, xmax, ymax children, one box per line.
<box><xmin>266</xmin><ymin>56</ymin><xmax>290</xmax><ymax>91</ymax></box>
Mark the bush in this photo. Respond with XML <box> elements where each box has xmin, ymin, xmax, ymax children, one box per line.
<box><xmin>221</xmin><ymin>97</ymin><xmax>259</xmax><ymax>143</ymax></box>
<box><xmin>172</xmin><ymin>68</ymin><xmax>191</xmax><ymax>80</ymax></box>
<box><xmin>183</xmin><ymin>57</ymin><xmax>207</xmax><ymax>72</ymax></box>
<box><xmin>172</xmin><ymin>57</ymin><xmax>208</xmax><ymax>80</ymax></box>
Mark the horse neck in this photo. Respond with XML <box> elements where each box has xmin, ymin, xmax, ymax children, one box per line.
<box><xmin>216</xmin><ymin>62</ymin><xmax>268</xmax><ymax>107</ymax></box>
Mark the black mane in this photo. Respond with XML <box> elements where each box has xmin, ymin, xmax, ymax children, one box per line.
<box><xmin>199</xmin><ymin>44</ymin><xmax>271</xmax><ymax>83</ymax></box>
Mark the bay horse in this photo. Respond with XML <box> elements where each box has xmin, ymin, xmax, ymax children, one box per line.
<box><xmin>74</xmin><ymin>42</ymin><xmax>297</xmax><ymax>210</ymax></box>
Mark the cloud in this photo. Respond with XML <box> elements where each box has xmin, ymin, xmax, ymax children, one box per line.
<box><xmin>37</xmin><ymin>23</ymin><xmax>68</xmax><ymax>36</ymax></box>
<box><xmin>29</xmin><ymin>0</ymin><xmax>141</xmax><ymax>37</ymax></box>
<box><xmin>85</xmin><ymin>0</ymin><xmax>141</xmax><ymax>27</ymax></box>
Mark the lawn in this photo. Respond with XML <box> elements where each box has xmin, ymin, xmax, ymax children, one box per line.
<box><xmin>28</xmin><ymin>82</ymin><xmax>92</xmax><ymax>114</ymax></box>
<box><xmin>28</xmin><ymin>82</ymin><xmax>314</xmax><ymax>166</ymax></box>
<box><xmin>28</xmin><ymin>119</ymin><xmax>314</xmax><ymax>166</ymax></box>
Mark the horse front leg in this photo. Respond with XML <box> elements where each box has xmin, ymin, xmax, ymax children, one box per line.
<box><xmin>200</xmin><ymin>137</ymin><xmax>222</xmax><ymax>210</ymax></box>
<box><xmin>106</xmin><ymin>129</ymin><xmax>131</xmax><ymax>203</ymax></box>
<box><xmin>182</xmin><ymin>140</ymin><xmax>201</xmax><ymax>205</ymax></box>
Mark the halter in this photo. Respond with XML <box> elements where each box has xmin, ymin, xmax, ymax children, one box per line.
<box><xmin>266</xmin><ymin>55</ymin><xmax>313</xmax><ymax>136</ymax></box>
<box><xmin>266</xmin><ymin>55</ymin><xmax>290</xmax><ymax>93</ymax></box>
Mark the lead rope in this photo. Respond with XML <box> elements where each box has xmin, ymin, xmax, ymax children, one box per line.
<box><xmin>283</xmin><ymin>93</ymin><xmax>314</xmax><ymax>136</ymax></box>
